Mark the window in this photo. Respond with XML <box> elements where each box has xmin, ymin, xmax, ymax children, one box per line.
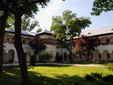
<box><xmin>107</xmin><ymin>53</ymin><xmax>110</xmax><ymax>58</ymax></box>
<box><xmin>106</xmin><ymin>39</ymin><xmax>109</xmax><ymax>44</ymax></box>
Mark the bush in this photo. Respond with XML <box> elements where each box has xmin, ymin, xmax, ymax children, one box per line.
<box><xmin>38</xmin><ymin>51</ymin><xmax>53</xmax><ymax>63</ymax></box>
<box><xmin>91</xmin><ymin>73</ymin><xmax>102</xmax><ymax>79</ymax></box>
<box><xmin>85</xmin><ymin>72</ymin><xmax>113</xmax><ymax>82</ymax></box>
<box><xmin>85</xmin><ymin>73</ymin><xmax>103</xmax><ymax>81</ymax></box>
<box><xmin>85</xmin><ymin>74</ymin><xmax>96</xmax><ymax>81</ymax></box>
<box><xmin>102</xmin><ymin>75</ymin><xmax>113</xmax><ymax>81</ymax></box>
<box><xmin>106</xmin><ymin>63</ymin><xmax>113</xmax><ymax>71</ymax></box>
<box><xmin>30</xmin><ymin>51</ymin><xmax>36</xmax><ymax>65</ymax></box>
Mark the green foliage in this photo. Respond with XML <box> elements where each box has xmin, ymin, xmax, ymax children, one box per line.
<box><xmin>85</xmin><ymin>72</ymin><xmax>113</xmax><ymax>82</ymax></box>
<box><xmin>36</xmin><ymin>28</ymin><xmax>42</xmax><ymax>33</ymax></box>
<box><xmin>85</xmin><ymin>74</ymin><xmax>96</xmax><ymax>81</ymax></box>
<box><xmin>29</xmin><ymin>37</ymin><xmax>46</xmax><ymax>55</ymax></box>
<box><xmin>1</xmin><ymin>66</ymin><xmax>113</xmax><ymax>85</ymax></box>
<box><xmin>38</xmin><ymin>51</ymin><xmax>53</xmax><ymax>63</ymax></box>
<box><xmin>21</xmin><ymin>15</ymin><xmax>39</xmax><ymax>31</ymax></box>
<box><xmin>92</xmin><ymin>0</ymin><xmax>113</xmax><ymax>16</ymax></box>
<box><xmin>75</xmin><ymin>35</ymin><xmax>99</xmax><ymax>62</ymax></box>
<box><xmin>50</xmin><ymin>10</ymin><xmax>91</xmax><ymax>56</ymax></box>
<box><xmin>107</xmin><ymin>63</ymin><xmax>113</xmax><ymax>71</ymax></box>
<box><xmin>30</xmin><ymin>51</ymin><xmax>36</xmax><ymax>65</ymax></box>
<box><xmin>103</xmin><ymin>75</ymin><xmax>113</xmax><ymax>82</ymax></box>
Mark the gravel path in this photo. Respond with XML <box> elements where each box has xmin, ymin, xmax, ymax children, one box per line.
<box><xmin>3</xmin><ymin>63</ymin><xmax>106</xmax><ymax>67</ymax></box>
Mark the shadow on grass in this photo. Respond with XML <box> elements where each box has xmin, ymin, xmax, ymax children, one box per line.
<box><xmin>1</xmin><ymin>66</ymin><xmax>113</xmax><ymax>85</ymax></box>
<box><xmin>28</xmin><ymin>70</ymin><xmax>83</xmax><ymax>85</ymax></box>
<box><xmin>0</xmin><ymin>66</ymin><xmax>22</xmax><ymax>85</ymax></box>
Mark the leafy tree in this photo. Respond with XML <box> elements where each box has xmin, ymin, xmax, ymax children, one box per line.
<box><xmin>21</xmin><ymin>15</ymin><xmax>39</xmax><ymax>31</ymax></box>
<box><xmin>29</xmin><ymin>37</ymin><xmax>46</xmax><ymax>55</ymax></box>
<box><xmin>36</xmin><ymin>28</ymin><xmax>42</xmax><ymax>33</ymax></box>
<box><xmin>91</xmin><ymin>0</ymin><xmax>113</xmax><ymax>16</ymax></box>
<box><xmin>7</xmin><ymin>0</ymin><xmax>50</xmax><ymax>84</ymax></box>
<box><xmin>75</xmin><ymin>35</ymin><xmax>99</xmax><ymax>62</ymax></box>
<box><xmin>0</xmin><ymin>0</ymin><xmax>12</xmax><ymax>72</ymax></box>
<box><xmin>50</xmin><ymin>10</ymin><xmax>91</xmax><ymax>62</ymax></box>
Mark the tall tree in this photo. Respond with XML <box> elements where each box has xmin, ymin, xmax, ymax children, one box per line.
<box><xmin>0</xmin><ymin>0</ymin><xmax>12</xmax><ymax>72</ymax></box>
<box><xmin>50</xmin><ymin>10</ymin><xmax>91</xmax><ymax>62</ymax></box>
<box><xmin>9</xmin><ymin>0</ymin><xmax>50</xmax><ymax>84</ymax></box>
<box><xmin>91</xmin><ymin>0</ymin><xmax>113</xmax><ymax>16</ymax></box>
<box><xmin>75</xmin><ymin>35</ymin><xmax>99</xmax><ymax>62</ymax></box>
<box><xmin>21</xmin><ymin>15</ymin><xmax>39</xmax><ymax>31</ymax></box>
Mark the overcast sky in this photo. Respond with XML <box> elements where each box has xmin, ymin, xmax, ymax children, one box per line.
<box><xmin>33</xmin><ymin>0</ymin><xmax>113</xmax><ymax>32</ymax></box>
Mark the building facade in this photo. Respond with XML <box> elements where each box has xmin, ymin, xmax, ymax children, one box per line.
<box><xmin>3</xmin><ymin>29</ymin><xmax>35</xmax><ymax>63</ymax></box>
<box><xmin>3</xmin><ymin>25</ymin><xmax>113</xmax><ymax>64</ymax></box>
<box><xmin>81</xmin><ymin>25</ymin><xmax>113</xmax><ymax>62</ymax></box>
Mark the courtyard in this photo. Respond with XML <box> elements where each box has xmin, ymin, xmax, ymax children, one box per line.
<box><xmin>0</xmin><ymin>65</ymin><xmax>113</xmax><ymax>85</ymax></box>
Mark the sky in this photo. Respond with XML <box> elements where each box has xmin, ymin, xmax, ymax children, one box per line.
<box><xmin>33</xmin><ymin>0</ymin><xmax>113</xmax><ymax>32</ymax></box>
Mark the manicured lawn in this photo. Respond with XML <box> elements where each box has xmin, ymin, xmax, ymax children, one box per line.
<box><xmin>0</xmin><ymin>65</ymin><xmax>113</xmax><ymax>85</ymax></box>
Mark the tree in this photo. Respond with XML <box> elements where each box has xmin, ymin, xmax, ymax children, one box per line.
<box><xmin>91</xmin><ymin>0</ymin><xmax>113</xmax><ymax>16</ymax></box>
<box><xmin>36</xmin><ymin>28</ymin><xmax>42</xmax><ymax>33</ymax></box>
<box><xmin>21</xmin><ymin>15</ymin><xmax>39</xmax><ymax>31</ymax></box>
<box><xmin>29</xmin><ymin>37</ymin><xmax>46</xmax><ymax>55</ymax></box>
<box><xmin>9</xmin><ymin>0</ymin><xmax>50</xmax><ymax>84</ymax></box>
<box><xmin>75</xmin><ymin>35</ymin><xmax>99</xmax><ymax>62</ymax></box>
<box><xmin>0</xmin><ymin>0</ymin><xmax>12</xmax><ymax>72</ymax></box>
<box><xmin>50</xmin><ymin>10</ymin><xmax>91</xmax><ymax>62</ymax></box>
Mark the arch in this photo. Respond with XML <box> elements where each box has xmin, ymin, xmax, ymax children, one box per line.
<box><xmin>93</xmin><ymin>50</ymin><xmax>100</xmax><ymax>61</ymax></box>
<box><xmin>24</xmin><ymin>52</ymin><xmax>29</xmax><ymax>62</ymax></box>
<box><xmin>110</xmin><ymin>50</ymin><xmax>113</xmax><ymax>61</ymax></box>
<box><xmin>102</xmin><ymin>50</ymin><xmax>109</xmax><ymax>61</ymax></box>
<box><xmin>7</xmin><ymin>49</ymin><xmax>14</xmax><ymax>63</ymax></box>
<box><xmin>64</xmin><ymin>52</ymin><xmax>68</xmax><ymax>61</ymax></box>
<box><xmin>56</xmin><ymin>52</ymin><xmax>59</xmax><ymax>61</ymax></box>
<box><xmin>56</xmin><ymin>52</ymin><xmax>59</xmax><ymax>56</ymax></box>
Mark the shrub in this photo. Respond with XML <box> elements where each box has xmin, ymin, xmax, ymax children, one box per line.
<box><xmin>38</xmin><ymin>51</ymin><xmax>53</xmax><ymax>63</ymax></box>
<box><xmin>30</xmin><ymin>51</ymin><xmax>36</xmax><ymax>65</ymax></box>
<box><xmin>85</xmin><ymin>74</ymin><xmax>96</xmax><ymax>81</ymax></box>
<box><xmin>91</xmin><ymin>73</ymin><xmax>102</xmax><ymax>79</ymax></box>
<box><xmin>106</xmin><ymin>63</ymin><xmax>113</xmax><ymax>71</ymax></box>
<box><xmin>85</xmin><ymin>73</ymin><xmax>103</xmax><ymax>81</ymax></box>
<box><xmin>85</xmin><ymin>72</ymin><xmax>113</xmax><ymax>82</ymax></box>
<box><xmin>102</xmin><ymin>75</ymin><xmax>113</xmax><ymax>81</ymax></box>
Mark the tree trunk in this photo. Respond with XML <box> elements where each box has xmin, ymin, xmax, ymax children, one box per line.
<box><xmin>0</xmin><ymin>11</ymin><xmax>8</xmax><ymax>72</ymax></box>
<box><xmin>14</xmin><ymin>10</ymin><xmax>31</xmax><ymax>85</ymax></box>
<box><xmin>69</xmin><ymin>51</ymin><xmax>73</xmax><ymax>63</ymax></box>
<box><xmin>79</xmin><ymin>54</ymin><xmax>82</xmax><ymax>62</ymax></box>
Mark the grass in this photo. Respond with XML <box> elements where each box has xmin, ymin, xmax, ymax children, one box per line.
<box><xmin>0</xmin><ymin>65</ymin><xmax>113</xmax><ymax>85</ymax></box>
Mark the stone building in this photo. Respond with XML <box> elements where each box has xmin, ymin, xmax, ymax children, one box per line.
<box><xmin>3</xmin><ymin>25</ymin><xmax>113</xmax><ymax>63</ymax></box>
<box><xmin>3</xmin><ymin>28</ymin><xmax>35</xmax><ymax>63</ymax></box>
<box><xmin>81</xmin><ymin>25</ymin><xmax>113</xmax><ymax>62</ymax></box>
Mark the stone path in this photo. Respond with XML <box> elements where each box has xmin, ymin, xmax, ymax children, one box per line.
<box><xmin>3</xmin><ymin>63</ymin><xmax>106</xmax><ymax>67</ymax></box>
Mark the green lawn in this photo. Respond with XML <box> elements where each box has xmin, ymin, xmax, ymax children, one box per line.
<box><xmin>0</xmin><ymin>65</ymin><xmax>113</xmax><ymax>85</ymax></box>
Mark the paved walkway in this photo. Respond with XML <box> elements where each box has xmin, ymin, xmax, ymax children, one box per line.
<box><xmin>3</xmin><ymin>63</ymin><xmax>106</xmax><ymax>67</ymax></box>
